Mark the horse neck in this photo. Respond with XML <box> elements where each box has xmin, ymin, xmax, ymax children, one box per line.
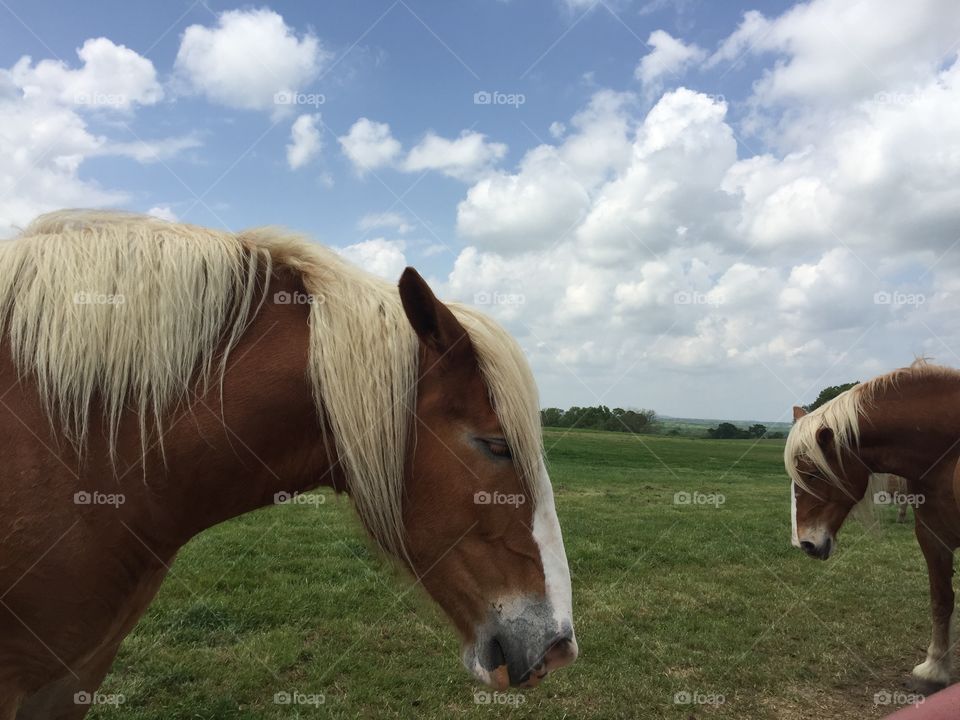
<box><xmin>854</xmin><ymin>374</ymin><xmax>960</xmax><ymax>483</ymax></box>
<box><xmin>111</xmin><ymin>271</ymin><xmax>345</xmax><ymax>549</ymax></box>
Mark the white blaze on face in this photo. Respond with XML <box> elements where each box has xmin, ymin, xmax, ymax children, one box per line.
<box><xmin>532</xmin><ymin>460</ymin><xmax>577</xmax><ymax>649</ymax></box>
<box><xmin>790</xmin><ymin>480</ymin><xmax>800</xmax><ymax>547</ymax></box>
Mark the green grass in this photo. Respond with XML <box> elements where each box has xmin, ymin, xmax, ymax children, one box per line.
<box><xmin>91</xmin><ymin>429</ymin><xmax>931</xmax><ymax>719</ymax></box>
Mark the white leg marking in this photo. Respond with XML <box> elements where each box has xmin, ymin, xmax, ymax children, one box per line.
<box><xmin>913</xmin><ymin>608</ymin><xmax>955</xmax><ymax>685</ymax></box>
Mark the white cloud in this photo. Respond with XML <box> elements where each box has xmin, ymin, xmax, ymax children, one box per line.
<box><xmin>0</xmin><ymin>40</ymin><xmax>197</xmax><ymax>238</ymax></box>
<box><xmin>339</xmin><ymin>238</ymin><xmax>407</xmax><ymax>280</ymax></box>
<box><xmin>710</xmin><ymin>0</ymin><xmax>960</xmax><ymax>109</ymax></box>
<box><xmin>174</xmin><ymin>9</ymin><xmax>326</xmax><ymax>114</ymax></box>
<box><xmin>358</xmin><ymin>212</ymin><xmax>413</xmax><ymax>235</ymax></box>
<box><xmin>101</xmin><ymin>135</ymin><xmax>202</xmax><ymax>163</ymax></box>
<box><xmin>338</xmin><ymin>118</ymin><xmax>402</xmax><ymax>173</ymax></box>
<box><xmin>147</xmin><ymin>205</ymin><xmax>178</xmax><ymax>222</ymax></box>
<box><xmin>442</xmin><ymin>0</ymin><xmax>960</xmax><ymax>418</ymax></box>
<box><xmin>634</xmin><ymin>30</ymin><xmax>705</xmax><ymax>89</ymax></box>
<box><xmin>340</xmin><ymin>121</ymin><xmax>508</xmax><ymax>181</ymax></box>
<box><xmin>403</xmin><ymin>130</ymin><xmax>507</xmax><ymax>180</ymax></box>
<box><xmin>286</xmin><ymin>113</ymin><xmax>322</xmax><ymax>169</ymax></box>
<box><xmin>5</xmin><ymin>37</ymin><xmax>163</xmax><ymax>111</ymax></box>
<box><xmin>456</xmin><ymin>90</ymin><xmax>633</xmax><ymax>252</ymax></box>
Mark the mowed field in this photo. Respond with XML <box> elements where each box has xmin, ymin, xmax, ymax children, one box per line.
<box><xmin>89</xmin><ymin>429</ymin><xmax>934</xmax><ymax>719</ymax></box>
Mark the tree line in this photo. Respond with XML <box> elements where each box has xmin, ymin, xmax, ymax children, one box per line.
<box><xmin>540</xmin><ymin>405</ymin><xmax>656</xmax><ymax>434</ymax></box>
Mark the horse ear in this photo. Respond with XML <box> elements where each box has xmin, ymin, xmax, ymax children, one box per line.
<box><xmin>398</xmin><ymin>267</ymin><xmax>472</xmax><ymax>361</ymax></box>
<box><xmin>816</xmin><ymin>426</ymin><xmax>834</xmax><ymax>448</ymax></box>
<box><xmin>792</xmin><ymin>406</ymin><xmax>808</xmax><ymax>420</ymax></box>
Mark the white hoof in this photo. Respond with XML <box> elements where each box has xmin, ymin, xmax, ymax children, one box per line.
<box><xmin>912</xmin><ymin>658</ymin><xmax>951</xmax><ymax>686</ymax></box>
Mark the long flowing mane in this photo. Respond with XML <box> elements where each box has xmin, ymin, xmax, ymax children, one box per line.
<box><xmin>785</xmin><ymin>359</ymin><xmax>959</xmax><ymax>491</ymax></box>
<box><xmin>0</xmin><ymin>210</ymin><xmax>543</xmax><ymax>558</ymax></box>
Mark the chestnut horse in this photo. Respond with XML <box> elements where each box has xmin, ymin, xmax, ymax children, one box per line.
<box><xmin>0</xmin><ymin>211</ymin><xmax>577</xmax><ymax>718</ymax></box>
<box><xmin>786</xmin><ymin>360</ymin><xmax>960</xmax><ymax>693</ymax></box>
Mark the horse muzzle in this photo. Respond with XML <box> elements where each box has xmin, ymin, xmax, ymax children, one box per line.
<box><xmin>464</xmin><ymin>598</ymin><xmax>578</xmax><ymax>688</ymax></box>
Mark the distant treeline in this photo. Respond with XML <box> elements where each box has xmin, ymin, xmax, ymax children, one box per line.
<box><xmin>706</xmin><ymin>422</ymin><xmax>782</xmax><ymax>439</ymax></box>
<box><xmin>540</xmin><ymin>405</ymin><xmax>656</xmax><ymax>433</ymax></box>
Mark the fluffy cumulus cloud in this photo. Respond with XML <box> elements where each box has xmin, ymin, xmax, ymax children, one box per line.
<box><xmin>443</xmin><ymin>0</ymin><xmax>960</xmax><ymax>418</ymax></box>
<box><xmin>0</xmin><ymin>38</ymin><xmax>192</xmax><ymax>237</ymax></box>
<box><xmin>338</xmin><ymin>238</ymin><xmax>407</xmax><ymax>280</ymax></box>
<box><xmin>286</xmin><ymin>113</ymin><xmax>322</xmax><ymax>169</ymax></box>
<box><xmin>634</xmin><ymin>30</ymin><xmax>705</xmax><ymax>90</ymax></box>
<box><xmin>403</xmin><ymin>131</ymin><xmax>507</xmax><ymax>181</ymax></box>
<box><xmin>710</xmin><ymin>0</ymin><xmax>960</xmax><ymax>110</ymax></box>
<box><xmin>338</xmin><ymin>118</ymin><xmax>402</xmax><ymax>173</ymax></box>
<box><xmin>339</xmin><ymin>120</ymin><xmax>507</xmax><ymax>180</ymax></box>
<box><xmin>7</xmin><ymin>37</ymin><xmax>163</xmax><ymax>110</ymax></box>
<box><xmin>174</xmin><ymin>8</ymin><xmax>326</xmax><ymax>114</ymax></box>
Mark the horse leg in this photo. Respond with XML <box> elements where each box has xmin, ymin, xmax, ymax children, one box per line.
<box><xmin>911</xmin><ymin>521</ymin><xmax>955</xmax><ymax>692</ymax></box>
<box><xmin>898</xmin><ymin>499</ymin><xmax>908</xmax><ymax>523</ymax></box>
<box><xmin>15</xmin><ymin>638</ymin><xmax>122</xmax><ymax>720</ymax></box>
<box><xmin>14</xmin><ymin>559</ymin><xmax>169</xmax><ymax>719</ymax></box>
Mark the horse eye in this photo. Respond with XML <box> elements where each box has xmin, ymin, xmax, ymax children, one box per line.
<box><xmin>482</xmin><ymin>438</ymin><xmax>512</xmax><ymax>459</ymax></box>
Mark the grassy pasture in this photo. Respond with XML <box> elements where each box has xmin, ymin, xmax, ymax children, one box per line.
<box><xmin>89</xmin><ymin>429</ymin><xmax>933</xmax><ymax>719</ymax></box>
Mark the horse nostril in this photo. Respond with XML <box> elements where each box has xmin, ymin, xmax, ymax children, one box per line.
<box><xmin>543</xmin><ymin>635</ymin><xmax>577</xmax><ymax>671</ymax></box>
<box><xmin>799</xmin><ymin>540</ymin><xmax>817</xmax><ymax>556</ymax></box>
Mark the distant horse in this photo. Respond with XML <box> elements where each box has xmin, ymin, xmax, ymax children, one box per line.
<box><xmin>786</xmin><ymin>360</ymin><xmax>960</xmax><ymax>693</ymax></box>
<box><xmin>0</xmin><ymin>212</ymin><xmax>577</xmax><ymax>718</ymax></box>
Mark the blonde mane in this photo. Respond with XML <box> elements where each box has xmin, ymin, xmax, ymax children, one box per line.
<box><xmin>0</xmin><ymin>210</ymin><xmax>543</xmax><ymax>558</ymax></box>
<box><xmin>784</xmin><ymin>359</ymin><xmax>958</xmax><ymax>491</ymax></box>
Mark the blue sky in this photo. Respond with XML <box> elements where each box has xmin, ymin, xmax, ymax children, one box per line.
<box><xmin>2</xmin><ymin>0</ymin><xmax>959</xmax><ymax>421</ymax></box>
<box><xmin>1</xmin><ymin>0</ymin><xmax>786</xmax><ymax>255</ymax></box>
